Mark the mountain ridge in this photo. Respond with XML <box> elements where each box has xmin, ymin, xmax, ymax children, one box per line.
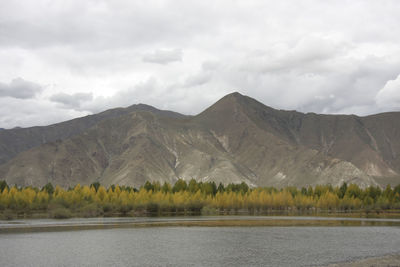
<box><xmin>0</xmin><ymin>104</ymin><xmax>186</xmax><ymax>165</ymax></box>
<box><xmin>0</xmin><ymin>92</ymin><xmax>399</xmax><ymax>188</ymax></box>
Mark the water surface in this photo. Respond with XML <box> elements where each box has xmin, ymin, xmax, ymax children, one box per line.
<box><xmin>2</xmin><ymin>215</ymin><xmax>400</xmax><ymax>229</ymax></box>
<box><xmin>1</xmin><ymin>218</ymin><xmax>400</xmax><ymax>267</ymax></box>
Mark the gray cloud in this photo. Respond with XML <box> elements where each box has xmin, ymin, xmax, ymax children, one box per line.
<box><xmin>50</xmin><ymin>92</ymin><xmax>93</xmax><ymax>109</ymax></box>
<box><xmin>0</xmin><ymin>97</ymin><xmax>88</xmax><ymax>128</ymax></box>
<box><xmin>81</xmin><ymin>77</ymin><xmax>162</xmax><ymax>113</ymax></box>
<box><xmin>0</xmin><ymin>1</ymin><xmax>215</xmax><ymax>50</ymax></box>
<box><xmin>183</xmin><ymin>70</ymin><xmax>213</xmax><ymax>88</ymax></box>
<box><xmin>0</xmin><ymin>78</ymin><xmax>42</xmax><ymax>99</ymax></box>
<box><xmin>230</xmin><ymin>53</ymin><xmax>400</xmax><ymax>115</ymax></box>
<box><xmin>142</xmin><ymin>49</ymin><xmax>182</xmax><ymax>64</ymax></box>
<box><xmin>1</xmin><ymin>0</ymin><xmax>400</xmax><ymax>128</ymax></box>
<box><xmin>75</xmin><ymin>76</ymin><xmax>227</xmax><ymax>117</ymax></box>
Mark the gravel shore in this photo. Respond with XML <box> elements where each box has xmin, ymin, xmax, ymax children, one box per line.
<box><xmin>326</xmin><ymin>254</ymin><xmax>400</xmax><ymax>267</ymax></box>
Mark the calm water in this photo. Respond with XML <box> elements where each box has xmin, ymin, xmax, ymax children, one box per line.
<box><xmin>1</xmin><ymin>218</ymin><xmax>400</xmax><ymax>266</ymax></box>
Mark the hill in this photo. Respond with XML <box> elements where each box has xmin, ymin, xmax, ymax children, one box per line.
<box><xmin>0</xmin><ymin>104</ymin><xmax>185</xmax><ymax>165</ymax></box>
<box><xmin>0</xmin><ymin>92</ymin><xmax>399</xmax><ymax>188</ymax></box>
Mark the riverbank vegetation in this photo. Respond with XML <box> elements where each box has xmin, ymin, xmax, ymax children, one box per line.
<box><xmin>0</xmin><ymin>180</ymin><xmax>400</xmax><ymax>219</ymax></box>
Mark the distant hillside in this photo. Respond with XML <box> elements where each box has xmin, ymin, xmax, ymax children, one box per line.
<box><xmin>0</xmin><ymin>93</ymin><xmax>399</xmax><ymax>188</ymax></box>
<box><xmin>0</xmin><ymin>104</ymin><xmax>185</xmax><ymax>165</ymax></box>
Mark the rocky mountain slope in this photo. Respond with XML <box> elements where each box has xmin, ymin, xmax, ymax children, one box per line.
<box><xmin>0</xmin><ymin>104</ymin><xmax>184</xmax><ymax>165</ymax></box>
<box><xmin>0</xmin><ymin>93</ymin><xmax>399</xmax><ymax>188</ymax></box>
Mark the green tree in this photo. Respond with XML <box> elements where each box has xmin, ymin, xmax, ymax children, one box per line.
<box><xmin>152</xmin><ymin>181</ymin><xmax>161</xmax><ymax>192</ymax></box>
<box><xmin>188</xmin><ymin>179</ymin><xmax>199</xmax><ymax>193</ymax></box>
<box><xmin>394</xmin><ymin>184</ymin><xmax>400</xmax><ymax>196</ymax></box>
<box><xmin>0</xmin><ymin>180</ymin><xmax>8</xmax><ymax>192</ymax></box>
<box><xmin>42</xmin><ymin>182</ymin><xmax>54</xmax><ymax>195</ymax></box>
<box><xmin>306</xmin><ymin>186</ymin><xmax>314</xmax><ymax>197</ymax></box>
<box><xmin>338</xmin><ymin>182</ymin><xmax>347</xmax><ymax>198</ymax></box>
<box><xmin>173</xmin><ymin>179</ymin><xmax>187</xmax><ymax>193</ymax></box>
<box><xmin>285</xmin><ymin>186</ymin><xmax>298</xmax><ymax>197</ymax></box>
<box><xmin>143</xmin><ymin>181</ymin><xmax>154</xmax><ymax>192</ymax></box>
<box><xmin>366</xmin><ymin>186</ymin><xmax>382</xmax><ymax>201</ymax></box>
<box><xmin>239</xmin><ymin>182</ymin><xmax>249</xmax><ymax>194</ymax></box>
<box><xmin>300</xmin><ymin>187</ymin><xmax>307</xmax><ymax>195</ymax></box>
<box><xmin>161</xmin><ymin>182</ymin><xmax>172</xmax><ymax>193</ymax></box>
<box><xmin>201</xmin><ymin>182</ymin><xmax>217</xmax><ymax>196</ymax></box>
<box><xmin>217</xmin><ymin>183</ymin><xmax>225</xmax><ymax>193</ymax></box>
<box><xmin>90</xmin><ymin>182</ymin><xmax>101</xmax><ymax>192</ymax></box>
<box><xmin>345</xmin><ymin>184</ymin><xmax>362</xmax><ymax>199</ymax></box>
<box><xmin>383</xmin><ymin>185</ymin><xmax>394</xmax><ymax>201</ymax></box>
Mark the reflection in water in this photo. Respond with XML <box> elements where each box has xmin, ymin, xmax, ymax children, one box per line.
<box><xmin>2</xmin><ymin>215</ymin><xmax>400</xmax><ymax>229</ymax></box>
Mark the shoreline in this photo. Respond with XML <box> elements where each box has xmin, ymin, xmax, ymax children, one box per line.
<box><xmin>325</xmin><ymin>254</ymin><xmax>400</xmax><ymax>267</ymax></box>
<box><xmin>2</xmin><ymin>209</ymin><xmax>400</xmax><ymax>220</ymax></box>
<box><xmin>2</xmin><ymin>216</ymin><xmax>400</xmax><ymax>234</ymax></box>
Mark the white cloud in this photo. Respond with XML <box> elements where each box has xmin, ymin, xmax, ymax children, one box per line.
<box><xmin>142</xmin><ymin>49</ymin><xmax>182</xmax><ymax>64</ymax></box>
<box><xmin>0</xmin><ymin>98</ymin><xmax>88</xmax><ymax>128</ymax></box>
<box><xmin>376</xmin><ymin>75</ymin><xmax>400</xmax><ymax>110</ymax></box>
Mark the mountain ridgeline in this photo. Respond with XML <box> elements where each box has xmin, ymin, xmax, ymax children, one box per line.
<box><xmin>0</xmin><ymin>92</ymin><xmax>399</xmax><ymax>188</ymax></box>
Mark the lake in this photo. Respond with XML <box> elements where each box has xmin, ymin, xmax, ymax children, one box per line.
<box><xmin>1</xmin><ymin>216</ymin><xmax>400</xmax><ymax>266</ymax></box>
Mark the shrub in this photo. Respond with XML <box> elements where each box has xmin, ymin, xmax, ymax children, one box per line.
<box><xmin>50</xmin><ymin>207</ymin><xmax>73</xmax><ymax>219</ymax></box>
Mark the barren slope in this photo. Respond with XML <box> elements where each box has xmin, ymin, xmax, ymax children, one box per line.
<box><xmin>2</xmin><ymin>92</ymin><xmax>396</xmax><ymax>188</ymax></box>
<box><xmin>0</xmin><ymin>104</ymin><xmax>185</xmax><ymax>165</ymax></box>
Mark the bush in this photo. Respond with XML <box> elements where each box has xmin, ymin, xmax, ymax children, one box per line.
<box><xmin>102</xmin><ymin>203</ymin><xmax>115</xmax><ymax>213</ymax></box>
<box><xmin>0</xmin><ymin>209</ymin><xmax>16</xmax><ymax>220</ymax></box>
<box><xmin>79</xmin><ymin>203</ymin><xmax>103</xmax><ymax>218</ymax></box>
<box><xmin>118</xmin><ymin>204</ymin><xmax>133</xmax><ymax>215</ymax></box>
<box><xmin>146</xmin><ymin>203</ymin><xmax>160</xmax><ymax>213</ymax></box>
<box><xmin>50</xmin><ymin>207</ymin><xmax>73</xmax><ymax>219</ymax></box>
<box><xmin>201</xmin><ymin>206</ymin><xmax>217</xmax><ymax>215</ymax></box>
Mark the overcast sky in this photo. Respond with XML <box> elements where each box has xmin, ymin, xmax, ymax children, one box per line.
<box><xmin>1</xmin><ymin>0</ymin><xmax>400</xmax><ymax>128</ymax></box>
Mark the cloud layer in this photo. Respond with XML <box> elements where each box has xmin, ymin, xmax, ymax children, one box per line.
<box><xmin>0</xmin><ymin>78</ymin><xmax>42</xmax><ymax>99</ymax></box>
<box><xmin>0</xmin><ymin>0</ymin><xmax>400</xmax><ymax>128</ymax></box>
<box><xmin>142</xmin><ymin>49</ymin><xmax>182</xmax><ymax>64</ymax></box>
<box><xmin>50</xmin><ymin>92</ymin><xmax>93</xmax><ymax>109</ymax></box>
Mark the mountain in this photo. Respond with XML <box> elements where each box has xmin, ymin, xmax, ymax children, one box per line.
<box><xmin>0</xmin><ymin>92</ymin><xmax>399</xmax><ymax>188</ymax></box>
<box><xmin>0</xmin><ymin>104</ymin><xmax>185</xmax><ymax>165</ymax></box>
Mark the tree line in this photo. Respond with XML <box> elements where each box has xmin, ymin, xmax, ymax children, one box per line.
<box><xmin>0</xmin><ymin>179</ymin><xmax>400</xmax><ymax>219</ymax></box>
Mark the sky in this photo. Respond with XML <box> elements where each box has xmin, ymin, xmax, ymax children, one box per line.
<box><xmin>1</xmin><ymin>0</ymin><xmax>400</xmax><ymax>128</ymax></box>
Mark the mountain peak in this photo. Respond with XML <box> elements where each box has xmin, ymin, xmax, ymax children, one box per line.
<box><xmin>125</xmin><ymin>103</ymin><xmax>186</xmax><ymax>119</ymax></box>
<box><xmin>197</xmin><ymin>92</ymin><xmax>277</xmax><ymax>119</ymax></box>
<box><xmin>195</xmin><ymin>92</ymin><xmax>247</xmax><ymax>118</ymax></box>
<box><xmin>225</xmin><ymin>91</ymin><xmax>244</xmax><ymax>98</ymax></box>
<box><xmin>219</xmin><ymin>91</ymin><xmax>246</xmax><ymax>103</ymax></box>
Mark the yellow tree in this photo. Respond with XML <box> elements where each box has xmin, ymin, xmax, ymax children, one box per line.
<box><xmin>96</xmin><ymin>186</ymin><xmax>108</xmax><ymax>203</ymax></box>
<box><xmin>35</xmin><ymin>190</ymin><xmax>49</xmax><ymax>208</ymax></box>
<box><xmin>0</xmin><ymin>187</ymin><xmax>10</xmax><ymax>208</ymax></box>
<box><xmin>81</xmin><ymin>185</ymin><xmax>95</xmax><ymax>202</ymax></box>
<box><xmin>318</xmin><ymin>191</ymin><xmax>339</xmax><ymax>210</ymax></box>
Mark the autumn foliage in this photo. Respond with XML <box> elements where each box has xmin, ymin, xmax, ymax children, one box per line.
<box><xmin>0</xmin><ymin>179</ymin><xmax>400</xmax><ymax>219</ymax></box>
